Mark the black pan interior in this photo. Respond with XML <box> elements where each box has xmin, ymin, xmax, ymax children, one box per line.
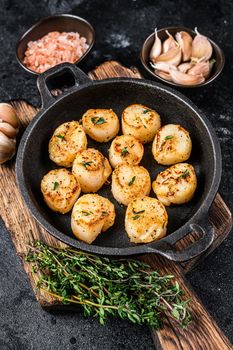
<box><xmin>21</xmin><ymin>80</ymin><xmax>215</xmax><ymax>249</ymax></box>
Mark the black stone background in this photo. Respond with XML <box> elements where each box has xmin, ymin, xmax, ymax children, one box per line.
<box><xmin>0</xmin><ymin>0</ymin><xmax>232</xmax><ymax>349</ymax></box>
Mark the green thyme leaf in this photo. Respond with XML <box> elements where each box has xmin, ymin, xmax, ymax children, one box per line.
<box><xmin>133</xmin><ymin>209</ymin><xmax>145</xmax><ymax>214</ymax></box>
<box><xmin>171</xmin><ymin>309</ymin><xmax>180</xmax><ymax>320</ymax></box>
<box><xmin>56</xmin><ymin>134</ymin><xmax>65</xmax><ymax>140</ymax></box>
<box><xmin>25</xmin><ymin>241</ymin><xmax>192</xmax><ymax>330</ymax></box>
<box><xmin>91</xmin><ymin>117</ymin><xmax>106</xmax><ymax>125</ymax></box>
<box><xmin>53</xmin><ymin>181</ymin><xmax>59</xmax><ymax>190</ymax></box>
<box><xmin>121</xmin><ymin>147</ymin><xmax>129</xmax><ymax>157</ymax></box>
<box><xmin>143</xmin><ymin>109</ymin><xmax>151</xmax><ymax>114</ymax></box>
<box><xmin>133</xmin><ymin>214</ymin><xmax>141</xmax><ymax>220</ymax></box>
<box><xmin>102</xmin><ymin>211</ymin><xmax>108</xmax><ymax>215</ymax></box>
<box><xmin>181</xmin><ymin>170</ymin><xmax>190</xmax><ymax>179</ymax></box>
<box><xmin>82</xmin><ymin>161</ymin><xmax>93</xmax><ymax>168</ymax></box>
<box><xmin>165</xmin><ymin>135</ymin><xmax>174</xmax><ymax>140</ymax></box>
<box><xmin>128</xmin><ymin>176</ymin><xmax>136</xmax><ymax>186</ymax></box>
<box><xmin>81</xmin><ymin>211</ymin><xmax>92</xmax><ymax>216</ymax></box>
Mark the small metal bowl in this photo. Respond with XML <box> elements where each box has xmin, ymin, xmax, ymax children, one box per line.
<box><xmin>16</xmin><ymin>14</ymin><xmax>95</xmax><ymax>75</ymax></box>
<box><xmin>140</xmin><ymin>26</ymin><xmax>225</xmax><ymax>88</ymax></box>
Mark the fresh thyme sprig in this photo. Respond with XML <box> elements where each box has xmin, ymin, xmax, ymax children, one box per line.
<box><xmin>25</xmin><ymin>241</ymin><xmax>191</xmax><ymax>329</ymax></box>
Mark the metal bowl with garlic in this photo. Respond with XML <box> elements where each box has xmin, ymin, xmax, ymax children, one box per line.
<box><xmin>140</xmin><ymin>26</ymin><xmax>225</xmax><ymax>88</ymax></box>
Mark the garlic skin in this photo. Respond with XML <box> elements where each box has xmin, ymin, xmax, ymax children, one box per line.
<box><xmin>163</xmin><ymin>30</ymin><xmax>177</xmax><ymax>53</ymax></box>
<box><xmin>0</xmin><ymin>103</ymin><xmax>19</xmax><ymax>165</ymax></box>
<box><xmin>0</xmin><ymin>131</ymin><xmax>16</xmax><ymax>164</ymax></box>
<box><xmin>188</xmin><ymin>61</ymin><xmax>210</xmax><ymax>78</ymax></box>
<box><xmin>155</xmin><ymin>46</ymin><xmax>182</xmax><ymax>66</ymax></box>
<box><xmin>169</xmin><ymin>68</ymin><xmax>205</xmax><ymax>86</ymax></box>
<box><xmin>191</xmin><ymin>28</ymin><xmax>213</xmax><ymax>61</ymax></box>
<box><xmin>175</xmin><ymin>31</ymin><xmax>193</xmax><ymax>61</ymax></box>
<box><xmin>150</xmin><ymin>28</ymin><xmax>162</xmax><ymax>63</ymax></box>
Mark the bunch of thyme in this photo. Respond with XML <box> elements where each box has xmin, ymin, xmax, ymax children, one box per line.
<box><xmin>25</xmin><ymin>241</ymin><xmax>191</xmax><ymax>329</ymax></box>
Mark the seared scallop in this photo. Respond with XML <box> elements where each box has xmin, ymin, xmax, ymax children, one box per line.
<box><xmin>111</xmin><ymin>163</ymin><xmax>151</xmax><ymax>206</ymax></box>
<box><xmin>152</xmin><ymin>163</ymin><xmax>197</xmax><ymax>206</ymax></box>
<box><xmin>122</xmin><ymin>104</ymin><xmax>161</xmax><ymax>144</ymax></box>
<box><xmin>82</xmin><ymin>109</ymin><xmax>120</xmax><ymax>143</ymax></box>
<box><xmin>72</xmin><ymin>148</ymin><xmax>112</xmax><ymax>193</ymax></box>
<box><xmin>71</xmin><ymin>194</ymin><xmax>115</xmax><ymax>244</ymax></box>
<box><xmin>109</xmin><ymin>135</ymin><xmax>144</xmax><ymax>168</ymax></box>
<box><xmin>49</xmin><ymin>121</ymin><xmax>87</xmax><ymax>167</ymax></box>
<box><xmin>41</xmin><ymin>168</ymin><xmax>81</xmax><ymax>214</ymax></box>
<box><xmin>152</xmin><ymin>124</ymin><xmax>192</xmax><ymax>165</ymax></box>
<box><xmin>125</xmin><ymin>196</ymin><xmax>168</xmax><ymax>243</ymax></box>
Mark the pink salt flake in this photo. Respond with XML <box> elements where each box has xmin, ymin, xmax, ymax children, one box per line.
<box><xmin>23</xmin><ymin>31</ymin><xmax>89</xmax><ymax>73</ymax></box>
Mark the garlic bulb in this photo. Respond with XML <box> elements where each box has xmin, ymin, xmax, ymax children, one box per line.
<box><xmin>175</xmin><ymin>31</ymin><xmax>193</xmax><ymax>61</ymax></box>
<box><xmin>0</xmin><ymin>131</ymin><xmax>16</xmax><ymax>164</ymax></box>
<box><xmin>191</xmin><ymin>28</ymin><xmax>213</xmax><ymax>61</ymax></box>
<box><xmin>0</xmin><ymin>103</ymin><xmax>19</xmax><ymax>128</ymax></box>
<box><xmin>150</xmin><ymin>28</ymin><xmax>162</xmax><ymax>63</ymax></box>
<box><xmin>0</xmin><ymin>103</ymin><xmax>19</xmax><ymax>164</ymax></box>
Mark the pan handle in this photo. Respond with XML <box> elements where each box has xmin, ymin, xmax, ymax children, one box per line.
<box><xmin>148</xmin><ymin>217</ymin><xmax>215</xmax><ymax>262</ymax></box>
<box><xmin>37</xmin><ymin>62</ymin><xmax>92</xmax><ymax>107</ymax></box>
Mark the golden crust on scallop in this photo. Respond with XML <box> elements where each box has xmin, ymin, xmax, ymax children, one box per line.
<box><xmin>82</xmin><ymin>109</ymin><xmax>120</xmax><ymax>143</ymax></box>
<box><xmin>109</xmin><ymin>135</ymin><xmax>144</xmax><ymax>168</ymax></box>
<box><xmin>71</xmin><ymin>194</ymin><xmax>115</xmax><ymax>244</ymax></box>
<box><xmin>125</xmin><ymin>196</ymin><xmax>168</xmax><ymax>243</ymax></box>
<box><xmin>152</xmin><ymin>163</ymin><xmax>197</xmax><ymax>206</ymax></box>
<box><xmin>111</xmin><ymin>163</ymin><xmax>151</xmax><ymax>206</ymax></box>
<box><xmin>122</xmin><ymin>104</ymin><xmax>161</xmax><ymax>144</ymax></box>
<box><xmin>41</xmin><ymin>168</ymin><xmax>81</xmax><ymax>214</ymax></box>
<box><xmin>152</xmin><ymin>124</ymin><xmax>192</xmax><ymax>165</ymax></box>
<box><xmin>49</xmin><ymin>121</ymin><xmax>87</xmax><ymax>167</ymax></box>
<box><xmin>72</xmin><ymin>148</ymin><xmax>112</xmax><ymax>193</ymax></box>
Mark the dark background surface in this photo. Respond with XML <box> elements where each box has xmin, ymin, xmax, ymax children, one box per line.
<box><xmin>0</xmin><ymin>0</ymin><xmax>232</xmax><ymax>349</ymax></box>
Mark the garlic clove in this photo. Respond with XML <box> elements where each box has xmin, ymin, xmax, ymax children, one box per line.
<box><xmin>191</xmin><ymin>28</ymin><xmax>213</xmax><ymax>61</ymax></box>
<box><xmin>155</xmin><ymin>46</ymin><xmax>182</xmax><ymax>66</ymax></box>
<box><xmin>151</xmin><ymin>61</ymin><xmax>177</xmax><ymax>74</ymax></box>
<box><xmin>155</xmin><ymin>70</ymin><xmax>172</xmax><ymax>82</ymax></box>
<box><xmin>169</xmin><ymin>68</ymin><xmax>205</xmax><ymax>86</ymax></box>
<box><xmin>0</xmin><ymin>122</ymin><xmax>18</xmax><ymax>138</ymax></box>
<box><xmin>178</xmin><ymin>62</ymin><xmax>194</xmax><ymax>73</ymax></box>
<box><xmin>150</xmin><ymin>28</ymin><xmax>162</xmax><ymax>63</ymax></box>
<box><xmin>175</xmin><ymin>31</ymin><xmax>193</xmax><ymax>61</ymax></box>
<box><xmin>0</xmin><ymin>103</ymin><xmax>19</xmax><ymax>128</ymax></box>
<box><xmin>163</xmin><ymin>30</ymin><xmax>178</xmax><ymax>53</ymax></box>
<box><xmin>188</xmin><ymin>61</ymin><xmax>210</xmax><ymax>78</ymax></box>
<box><xmin>0</xmin><ymin>131</ymin><xmax>16</xmax><ymax>164</ymax></box>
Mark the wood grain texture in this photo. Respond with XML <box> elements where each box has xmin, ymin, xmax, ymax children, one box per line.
<box><xmin>142</xmin><ymin>254</ymin><xmax>233</xmax><ymax>350</ymax></box>
<box><xmin>0</xmin><ymin>61</ymin><xmax>232</xmax><ymax>349</ymax></box>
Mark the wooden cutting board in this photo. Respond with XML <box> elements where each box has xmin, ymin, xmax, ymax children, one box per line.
<box><xmin>0</xmin><ymin>61</ymin><xmax>232</xmax><ymax>350</ymax></box>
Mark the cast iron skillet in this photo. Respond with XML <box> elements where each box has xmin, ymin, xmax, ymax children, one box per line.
<box><xmin>16</xmin><ymin>63</ymin><xmax>222</xmax><ymax>261</ymax></box>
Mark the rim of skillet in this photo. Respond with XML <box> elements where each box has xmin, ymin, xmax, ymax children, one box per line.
<box><xmin>16</xmin><ymin>77</ymin><xmax>222</xmax><ymax>255</ymax></box>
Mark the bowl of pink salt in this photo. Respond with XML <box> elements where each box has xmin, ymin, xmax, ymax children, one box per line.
<box><xmin>16</xmin><ymin>14</ymin><xmax>95</xmax><ymax>75</ymax></box>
